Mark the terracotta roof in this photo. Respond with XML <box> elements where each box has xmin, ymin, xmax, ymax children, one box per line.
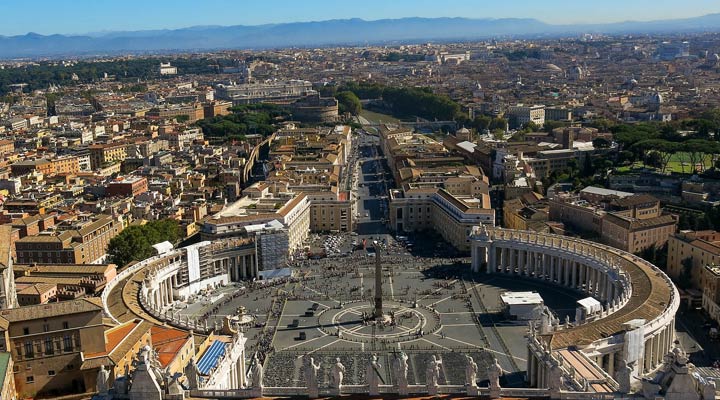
<box><xmin>151</xmin><ymin>325</ymin><xmax>192</xmax><ymax>368</ymax></box>
<box><xmin>17</xmin><ymin>283</ymin><xmax>56</xmax><ymax>296</ymax></box>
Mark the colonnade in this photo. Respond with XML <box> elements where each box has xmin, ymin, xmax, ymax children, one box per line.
<box><xmin>478</xmin><ymin>246</ymin><xmax>621</xmax><ymax>303</ymax></box>
<box><xmin>228</xmin><ymin>253</ymin><xmax>258</xmax><ymax>282</ymax></box>
<box><xmin>152</xmin><ymin>274</ymin><xmax>179</xmax><ymax>309</ymax></box>
<box><xmin>469</xmin><ymin>226</ymin><xmax>679</xmax><ymax>386</ymax></box>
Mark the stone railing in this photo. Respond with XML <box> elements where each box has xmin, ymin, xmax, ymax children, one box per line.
<box><xmin>188</xmin><ymin>386</ymin><xmax>616</xmax><ymax>399</ymax></box>
<box><xmin>101</xmin><ymin>249</ymin><xmax>183</xmax><ymax>323</ymax></box>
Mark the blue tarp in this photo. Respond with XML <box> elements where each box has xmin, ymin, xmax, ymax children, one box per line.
<box><xmin>197</xmin><ymin>340</ymin><xmax>227</xmax><ymax>375</ymax></box>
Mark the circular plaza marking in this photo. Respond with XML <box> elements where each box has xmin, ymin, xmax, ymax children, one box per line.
<box><xmin>317</xmin><ymin>300</ymin><xmax>441</xmax><ymax>343</ymax></box>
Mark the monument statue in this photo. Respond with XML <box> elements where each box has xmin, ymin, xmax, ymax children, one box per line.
<box><xmin>489</xmin><ymin>356</ymin><xmax>503</xmax><ymax>390</ymax></box>
<box><xmin>425</xmin><ymin>355</ymin><xmax>441</xmax><ymax>390</ymax></box>
<box><xmin>250</xmin><ymin>354</ymin><xmax>264</xmax><ymax>389</ymax></box>
<box><xmin>184</xmin><ymin>356</ymin><xmax>201</xmax><ymax>390</ymax></box>
<box><xmin>96</xmin><ymin>365</ymin><xmax>110</xmax><ymax>394</ymax></box>
<box><xmin>303</xmin><ymin>355</ymin><xmax>321</xmax><ymax>397</ymax></box>
<box><xmin>167</xmin><ymin>373</ymin><xmax>185</xmax><ymax>396</ymax></box>
<box><xmin>394</xmin><ymin>351</ymin><xmax>409</xmax><ymax>395</ymax></box>
<box><xmin>549</xmin><ymin>364</ymin><xmax>564</xmax><ymax>395</ymax></box>
<box><xmin>615</xmin><ymin>359</ymin><xmax>633</xmax><ymax>394</ymax></box>
<box><xmin>702</xmin><ymin>378</ymin><xmax>717</xmax><ymax>400</ymax></box>
<box><xmin>367</xmin><ymin>354</ymin><xmax>382</xmax><ymax>395</ymax></box>
<box><xmin>465</xmin><ymin>355</ymin><xmax>478</xmax><ymax>388</ymax></box>
<box><xmin>331</xmin><ymin>358</ymin><xmax>346</xmax><ymax>390</ymax></box>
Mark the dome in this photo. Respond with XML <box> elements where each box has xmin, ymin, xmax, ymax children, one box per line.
<box><xmin>545</xmin><ymin>64</ymin><xmax>562</xmax><ymax>72</ymax></box>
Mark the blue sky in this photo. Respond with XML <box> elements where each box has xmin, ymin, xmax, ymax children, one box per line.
<box><xmin>3</xmin><ymin>0</ymin><xmax>719</xmax><ymax>36</ymax></box>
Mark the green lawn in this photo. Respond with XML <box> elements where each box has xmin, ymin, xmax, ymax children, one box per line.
<box><xmin>359</xmin><ymin>109</ymin><xmax>400</xmax><ymax>125</ymax></box>
<box><xmin>616</xmin><ymin>152</ymin><xmax>713</xmax><ymax>174</ymax></box>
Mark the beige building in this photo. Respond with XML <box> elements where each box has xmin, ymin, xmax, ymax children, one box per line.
<box><xmin>667</xmin><ymin>230</ymin><xmax>720</xmax><ymax>290</ymax></box>
<box><xmin>0</xmin><ymin>226</ymin><xmax>18</xmax><ymax>309</ymax></box>
<box><xmin>200</xmin><ymin>192</ymin><xmax>311</xmax><ymax>253</ymax></box>
<box><xmin>15</xmin><ymin>215</ymin><xmax>124</xmax><ymax>265</ymax></box>
<box><xmin>16</xmin><ymin>283</ymin><xmax>57</xmax><ymax>305</ymax></box>
<box><xmin>503</xmin><ymin>195</ymin><xmax>551</xmax><ymax>233</ymax></box>
<box><xmin>307</xmin><ymin>192</ymin><xmax>354</xmax><ymax>232</ymax></box>
<box><xmin>702</xmin><ymin>264</ymin><xmax>720</xmax><ymax>326</ymax></box>
<box><xmin>0</xmin><ymin>298</ymin><xmax>107</xmax><ymax>398</ymax></box>
<box><xmin>88</xmin><ymin>143</ymin><xmax>129</xmax><ymax>170</ymax></box>
<box><xmin>82</xmin><ymin>319</ymin><xmax>153</xmax><ymax>385</ymax></box>
<box><xmin>550</xmin><ymin>192</ymin><xmax>677</xmax><ymax>254</ymax></box>
<box><xmin>508</xmin><ymin>104</ymin><xmax>545</xmax><ymax>128</ymax></box>
<box><xmin>389</xmin><ymin>186</ymin><xmax>495</xmax><ymax>252</ymax></box>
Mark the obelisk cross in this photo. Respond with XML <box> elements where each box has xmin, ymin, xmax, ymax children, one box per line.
<box><xmin>374</xmin><ymin>241</ymin><xmax>383</xmax><ymax>319</ymax></box>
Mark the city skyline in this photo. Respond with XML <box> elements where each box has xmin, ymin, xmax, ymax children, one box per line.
<box><xmin>1</xmin><ymin>0</ymin><xmax>719</xmax><ymax>36</ymax></box>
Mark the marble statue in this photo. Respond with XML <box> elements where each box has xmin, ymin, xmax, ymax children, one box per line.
<box><xmin>465</xmin><ymin>355</ymin><xmax>478</xmax><ymax>388</ymax></box>
<box><xmin>303</xmin><ymin>355</ymin><xmax>321</xmax><ymax>398</ymax></box>
<box><xmin>184</xmin><ymin>356</ymin><xmax>201</xmax><ymax>390</ymax></box>
<box><xmin>615</xmin><ymin>359</ymin><xmax>633</xmax><ymax>394</ymax></box>
<box><xmin>489</xmin><ymin>356</ymin><xmax>503</xmax><ymax>390</ymax></box>
<box><xmin>367</xmin><ymin>354</ymin><xmax>382</xmax><ymax>395</ymax></box>
<box><xmin>250</xmin><ymin>354</ymin><xmax>264</xmax><ymax>389</ymax></box>
<box><xmin>167</xmin><ymin>373</ymin><xmax>185</xmax><ymax>396</ymax></box>
<box><xmin>394</xmin><ymin>351</ymin><xmax>409</xmax><ymax>395</ymax></box>
<box><xmin>702</xmin><ymin>378</ymin><xmax>716</xmax><ymax>400</ymax></box>
<box><xmin>330</xmin><ymin>358</ymin><xmax>346</xmax><ymax>390</ymax></box>
<box><xmin>96</xmin><ymin>365</ymin><xmax>110</xmax><ymax>394</ymax></box>
<box><xmin>425</xmin><ymin>355</ymin><xmax>441</xmax><ymax>393</ymax></box>
<box><xmin>549</xmin><ymin>364</ymin><xmax>563</xmax><ymax>395</ymax></box>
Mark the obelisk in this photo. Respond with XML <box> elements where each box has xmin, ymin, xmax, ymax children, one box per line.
<box><xmin>373</xmin><ymin>241</ymin><xmax>383</xmax><ymax>319</ymax></box>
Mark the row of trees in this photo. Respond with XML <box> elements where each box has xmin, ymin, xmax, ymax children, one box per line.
<box><xmin>318</xmin><ymin>82</ymin><xmax>464</xmax><ymax>121</ymax></box>
<box><xmin>606</xmin><ymin>121</ymin><xmax>720</xmax><ymax>173</ymax></box>
<box><xmin>195</xmin><ymin>104</ymin><xmax>289</xmax><ymax>141</ymax></box>
<box><xmin>0</xmin><ymin>58</ymin><xmax>218</xmax><ymax>95</ymax></box>
<box><xmin>108</xmin><ymin>219</ymin><xmax>180</xmax><ymax>267</ymax></box>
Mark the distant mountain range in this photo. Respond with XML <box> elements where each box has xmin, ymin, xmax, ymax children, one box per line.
<box><xmin>2</xmin><ymin>14</ymin><xmax>720</xmax><ymax>59</ymax></box>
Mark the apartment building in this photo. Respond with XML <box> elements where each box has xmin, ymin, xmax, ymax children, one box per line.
<box><xmin>702</xmin><ymin>264</ymin><xmax>720</xmax><ymax>325</ymax></box>
<box><xmin>105</xmin><ymin>176</ymin><xmax>149</xmax><ymax>198</ymax></box>
<box><xmin>88</xmin><ymin>143</ymin><xmax>129</xmax><ymax>170</ymax></box>
<box><xmin>667</xmin><ymin>230</ymin><xmax>720</xmax><ymax>290</ymax></box>
<box><xmin>0</xmin><ymin>140</ymin><xmax>14</xmax><ymax>156</ymax></box>
<box><xmin>14</xmin><ymin>215</ymin><xmax>124</xmax><ymax>264</ymax></box>
<box><xmin>508</xmin><ymin>104</ymin><xmax>545</xmax><ymax>128</ymax></box>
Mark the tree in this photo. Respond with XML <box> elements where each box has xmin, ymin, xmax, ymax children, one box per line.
<box><xmin>108</xmin><ymin>219</ymin><xmax>180</xmax><ymax>267</ymax></box>
<box><xmin>633</xmin><ymin>139</ymin><xmax>679</xmax><ymax>172</ymax></box>
<box><xmin>592</xmin><ymin>137</ymin><xmax>611</xmax><ymax>149</ymax></box>
<box><xmin>335</xmin><ymin>91</ymin><xmax>362</xmax><ymax>116</ymax></box>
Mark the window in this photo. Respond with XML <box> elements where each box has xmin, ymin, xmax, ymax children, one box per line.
<box><xmin>43</xmin><ymin>324</ymin><xmax>49</xmax><ymax>333</ymax></box>
<box><xmin>62</xmin><ymin>322</ymin><xmax>69</xmax><ymax>330</ymax></box>
<box><xmin>26</xmin><ymin>376</ymin><xmax>34</xmax><ymax>383</ymax></box>
<box><xmin>23</xmin><ymin>327</ymin><xmax>29</xmax><ymax>335</ymax></box>
<box><xmin>63</xmin><ymin>336</ymin><xmax>73</xmax><ymax>352</ymax></box>
<box><xmin>48</xmin><ymin>370</ymin><xmax>55</xmax><ymax>376</ymax></box>
<box><xmin>24</xmin><ymin>342</ymin><xmax>34</xmax><ymax>359</ymax></box>
<box><xmin>44</xmin><ymin>338</ymin><xmax>53</xmax><ymax>355</ymax></box>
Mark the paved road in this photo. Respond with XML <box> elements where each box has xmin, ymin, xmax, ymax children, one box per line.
<box><xmin>355</xmin><ymin>131</ymin><xmax>393</xmax><ymax>236</ymax></box>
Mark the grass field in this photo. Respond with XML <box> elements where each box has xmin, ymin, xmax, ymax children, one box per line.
<box><xmin>616</xmin><ymin>152</ymin><xmax>714</xmax><ymax>174</ymax></box>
